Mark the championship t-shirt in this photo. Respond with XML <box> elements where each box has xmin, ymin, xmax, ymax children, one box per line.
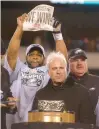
<box><xmin>4</xmin><ymin>56</ymin><xmax>50</xmax><ymax>122</ymax></box>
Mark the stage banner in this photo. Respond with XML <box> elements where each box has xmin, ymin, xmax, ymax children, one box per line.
<box><xmin>23</xmin><ymin>4</ymin><xmax>54</xmax><ymax>31</ymax></box>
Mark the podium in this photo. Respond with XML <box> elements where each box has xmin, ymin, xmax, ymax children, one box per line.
<box><xmin>11</xmin><ymin>112</ymin><xmax>99</xmax><ymax>129</ymax></box>
<box><xmin>28</xmin><ymin>111</ymin><xmax>75</xmax><ymax>123</ymax></box>
<box><xmin>11</xmin><ymin>122</ymin><xmax>99</xmax><ymax>129</ymax></box>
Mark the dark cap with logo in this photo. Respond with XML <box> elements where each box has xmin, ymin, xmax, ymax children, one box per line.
<box><xmin>68</xmin><ymin>48</ymin><xmax>87</xmax><ymax>59</ymax></box>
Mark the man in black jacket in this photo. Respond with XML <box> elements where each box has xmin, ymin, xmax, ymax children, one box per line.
<box><xmin>1</xmin><ymin>39</ymin><xmax>17</xmax><ymax>129</ymax></box>
<box><xmin>68</xmin><ymin>48</ymin><xmax>99</xmax><ymax>110</ymax></box>
<box><xmin>32</xmin><ymin>51</ymin><xmax>95</xmax><ymax>124</ymax></box>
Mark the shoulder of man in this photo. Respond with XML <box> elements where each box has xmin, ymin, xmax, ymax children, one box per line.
<box><xmin>87</xmin><ymin>73</ymin><xmax>99</xmax><ymax>85</ymax></box>
<box><xmin>35</xmin><ymin>86</ymin><xmax>47</xmax><ymax>99</ymax></box>
<box><xmin>35</xmin><ymin>79</ymin><xmax>51</xmax><ymax>95</ymax></box>
<box><xmin>74</xmin><ymin>81</ymin><xmax>89</xmax><ymax>92</ymax></box>
<box><xmin>88</xmin><ymin>73</ymin><xmax>99</xmax><ymax>79</ymax></box>
<box><xmin>66</xmin><ymin>76</ymin><xmax>88</xmax><ymax>92</ymax></box>
<box><xmin>73</xmin><ymin>82</ymin><xmax>92</xmax><ymax>101</ymax></box>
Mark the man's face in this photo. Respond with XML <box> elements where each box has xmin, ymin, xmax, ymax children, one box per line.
<box><xmin>48</xmin><ymin>58</ymin><xmax>67</xmax><ymax>86</ymax></box>
<box><xmin>26</xmin><ymin>50</ymin><xmax>44</xmax><ymax>68</ymax></box>
<box><xmin>69</xmin><ymin>56</ymin><xmax>88</xmax><ymax>77</ymax></box>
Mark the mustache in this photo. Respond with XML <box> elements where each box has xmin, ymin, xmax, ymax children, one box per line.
<box><xmin>31</xmin><ymin>61</ymin><xmax>39</xmax><ymax>63</ymax></box>
<box><xmin>26</xmin><ymin>61</ymin><xmax>43</xmax><ymax>68</ymax></box>
<box><xmin>28</xmin><ymin>60</ymin><xmax>40</xmax><ymax>64</ymax></box>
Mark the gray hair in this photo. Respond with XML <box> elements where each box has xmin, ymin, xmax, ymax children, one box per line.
<box><xmin>46</xmin><ymin>51</ymin><xmax>67</xmax><ymax>68</ymax></box>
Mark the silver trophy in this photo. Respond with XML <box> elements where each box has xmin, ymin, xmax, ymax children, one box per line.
<box><xmin>38</xmin><ymin>100</ymin><xmax>65</xmax><ymax>112</ymax></box>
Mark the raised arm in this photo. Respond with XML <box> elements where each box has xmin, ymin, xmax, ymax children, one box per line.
<box><xmin>7</xmin><ymin>14</ymin><xmax>27</xmax><ymax>70</ymax></box>
<box><xmin>55</xmin><ymin>35</ymin><xmax>68</xmax><ymax>60</ymax></box>
<box><xmin>53</xmin><ymin>19</ymin><xmax>68</xmax><ymax>60</ymax></box>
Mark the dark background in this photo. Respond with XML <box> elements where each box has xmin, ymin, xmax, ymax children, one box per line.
<box><xmin>1</xmin><ymin>1</ymin><xmax>99</xmax><ymax>45</ymax></box>
<box><xmin>1</xmin><ymin>1</ymin><xmax>99</xmax><ymax>75</ymax></box>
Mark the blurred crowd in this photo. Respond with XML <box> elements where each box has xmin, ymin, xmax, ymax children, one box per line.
<box><xmin>66</xmin><ymin>37</ymin><xmax>99</xmax><ymax>52</ymax></box>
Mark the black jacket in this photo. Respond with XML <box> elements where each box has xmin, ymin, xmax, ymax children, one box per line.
<box><xmin>32</xmin><ymin>77</ymin><xmax>95</xmax><ymax>124</ymax></box>
<box><xmin>1</xmin><ymin>66</ymin><xmax>17</xmax><ymax>129</ymax></box>
<box><xmin>69</xmin><ymin>73</ymin><xmax>99</xmax><ymax>109</ymax></box>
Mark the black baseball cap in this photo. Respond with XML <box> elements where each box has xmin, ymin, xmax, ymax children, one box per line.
<box><xmin>68</xmin><ymin>48</ymin><xmax>87</xmax><ymax>59</ymax></box>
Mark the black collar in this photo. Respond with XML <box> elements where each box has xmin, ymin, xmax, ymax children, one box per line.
<box><xmin>69</xmin><ymin>72</ymin><xmax>89</xmax><ymax>82</ymax></box>
<box><xmin>47</xmin><ymin>77</ymin><xmax>75</xmax><ymax>90</ymax></box>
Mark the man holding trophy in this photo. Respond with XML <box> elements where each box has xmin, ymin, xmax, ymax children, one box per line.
<box><xmin>4</xmin><ymin>4</ymin><xmax>67</xmax><ymax>128</ymax></box>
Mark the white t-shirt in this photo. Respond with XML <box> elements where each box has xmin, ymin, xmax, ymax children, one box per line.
<box><xmin>4</xmin><ymin>56</ymin><xmax>50</xmax><ymax>122</ymax></box>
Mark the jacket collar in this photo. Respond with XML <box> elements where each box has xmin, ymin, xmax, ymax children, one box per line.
<box><xmin>69</xmin><ymin>72</ymin><xmax>89</xmax><ymax>82</ymax></box>
<box><xmin>47</xmin><ymin>77</ymin><xmax>75</xmax><ymax>90</ymax></box>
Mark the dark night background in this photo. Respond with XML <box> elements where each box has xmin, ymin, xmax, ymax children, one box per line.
<box><xmin>1</xmin><ymin>1</ymin><xmax>99</xmax><ymax>75</ymax></box>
